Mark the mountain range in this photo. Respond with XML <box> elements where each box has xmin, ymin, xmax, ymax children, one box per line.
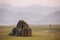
<box><xmin>36</xmin><ymin>11</ymin><xmax>60</xmax><ymax>25</ymax></box>
<box><xmin>0</xmin><ymin>3</ymin><xmax>60</xmax><ymax>25</ymax></box>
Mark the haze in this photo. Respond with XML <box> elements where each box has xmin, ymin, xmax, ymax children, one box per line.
<box><xmin>0</xmin><ymin>0</ymin><xmax>60</xmax><ymax>25</ymax></box>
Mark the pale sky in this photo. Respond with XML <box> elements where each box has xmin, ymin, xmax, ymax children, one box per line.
<box><xmin>0</xmin><ymin>0</ymin><xmax>60</xmax><ymax>7</ymax></box>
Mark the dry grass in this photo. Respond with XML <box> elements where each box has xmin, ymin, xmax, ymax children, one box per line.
<box><xmin>0</xmin><ymin>25</ymin><xmax>60</xmax><ymax>40</ymax></box>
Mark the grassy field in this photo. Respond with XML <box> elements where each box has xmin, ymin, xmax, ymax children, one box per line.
<box><xmin>0</xmin><ymin>25</ymin><xmax>60</xmax><ymax>40</ymax></box>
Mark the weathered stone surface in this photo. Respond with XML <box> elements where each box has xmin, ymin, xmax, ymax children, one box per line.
<box><xmin>9</xmin><ymin>20</ymin><xmax>32</xmax><ymax>37</ymax></box>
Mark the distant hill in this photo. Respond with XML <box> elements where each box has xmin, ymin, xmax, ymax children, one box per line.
<box><xmin>37</xmin><ymin>11</ymin><xmax>60</xmax><ymax>24</ymax></box>
<box><xmin>0</xmin><ymin>3</ymin><xmax>60</xmax><ymax>14</ymax></box>
<box><xmin>0</xmin><ymin>3</ymin><xmax>60</xmax><ymax>25</ymax></box>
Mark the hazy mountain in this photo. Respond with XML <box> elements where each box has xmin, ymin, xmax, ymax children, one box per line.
<box><xmin>18</xmin><ymin>4</ymin><xmax>60</xmax><ymax>16</ymax></box>
<box><xmin>0</xmin><ymin>3</ymin><xmax>17</xmax><ymax>12</ymax></box>
<box><xmin>0</xmin><ymin>3</ymin><xmax>60</xmax><ymax>25</ymax></box>
<box><xmin>37</xmin><ymin>11</ymin><xmax>60</xmax><ymax>24</ymax></box>
<box><xmin>0</xmin><ymin>3</ymin><xmax>60</xmax><ymax>14</ymax></box>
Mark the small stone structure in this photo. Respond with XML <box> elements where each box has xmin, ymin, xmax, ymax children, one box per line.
<box><xmin>9</xmin><ymin>20</ymin><xmax>32</xmax><ymax>37</ymax></box>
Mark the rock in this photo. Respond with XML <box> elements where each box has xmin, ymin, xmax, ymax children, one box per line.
<box><xmin>9</xmin><ymin>20</ymin><xmax>32</xmax><ymax>37</ymax></box>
